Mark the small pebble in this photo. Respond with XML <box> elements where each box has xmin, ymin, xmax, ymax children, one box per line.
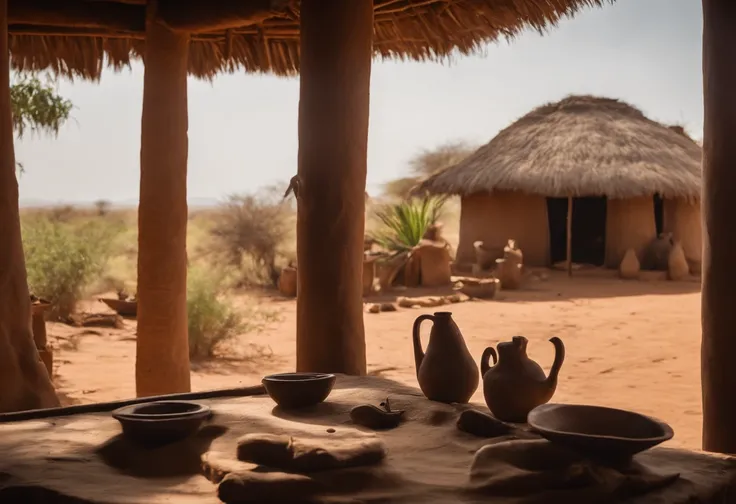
<box><xmin>326</xmin><ymin>428</ymin><xmax>336</xmax><ymax>433</ymax></box>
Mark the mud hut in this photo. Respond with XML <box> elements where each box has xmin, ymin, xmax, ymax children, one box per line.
<box><xmin>415</xmin><ymin>95</ymin><xmax>703</xmax><ymax>274</ymax></box>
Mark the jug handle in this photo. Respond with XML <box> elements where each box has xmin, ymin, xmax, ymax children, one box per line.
<box><xmin>480</xmin><ymin>347</ymin><xmax>498</xmax><ymax>375</ymax></box>
<box><xmin>412</xmin><ymin>314</ymin><xmax>435</xmax><ymax>377</ymax></box>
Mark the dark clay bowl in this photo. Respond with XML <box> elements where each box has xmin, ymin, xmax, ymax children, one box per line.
<box><xmin>528</xmin><ymin>404</ymin><xmax>674</xmax><ymax>461</ymax></box>
<box><xmin>112</xmin><ymin>401</ymin><xmax>211</xmax><ymax>446</ymax></box>
<box><xmin>262</xmin><ymin>372</ymin><xmax>336</xmax><ymax>409</ymax></box>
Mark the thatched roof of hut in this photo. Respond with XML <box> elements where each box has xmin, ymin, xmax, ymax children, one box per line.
<box><xmin>414</xmin><ymin>95</ymin><xmax>702</xmax><ymax>200</ymax></box>
<box><xmin>9</xmin><ymin>0</ymin><xmax>610</xmax><ymax>80</ymax></box>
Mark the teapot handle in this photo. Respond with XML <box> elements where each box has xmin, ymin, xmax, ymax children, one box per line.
<box><xmin>480</xmin><ymin>346</ymin><xmax>498</xmax><ymax>375</ymax></box>
<box><xmin>412</xmin><ymin>314</ymin><xmax>435</xmax><ymax>377</ymax></box>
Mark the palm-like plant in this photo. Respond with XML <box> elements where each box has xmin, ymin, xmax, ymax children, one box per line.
<box><xmin>372</xmin><ymin>196</ymin><xmax>446</xmax><ymax>253</ymax></box>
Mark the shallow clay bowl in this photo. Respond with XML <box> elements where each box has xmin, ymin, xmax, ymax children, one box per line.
<box><xmin>262</xmin><ymin>372</ymin><xmax>336</xmax><ymax>409</ymax></box>
<box><xmin>528</xmin><ymin>404</ymin><xmax>674</xmax><ymax>461</ymax></box>
<box><xmin>112</xmin><ymin>401</ymin><xmax>211</xmax><ymax>445</ymax></box>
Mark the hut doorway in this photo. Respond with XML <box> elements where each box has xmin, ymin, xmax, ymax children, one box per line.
<box><xmin>547</xmin><ymin>196</ymin><xmax>607</xmax><ymax>266</ymax></box>
<box><xmin>653</xmin><ymin>193</ymin><xmax>664</xmax><ymax>235</ymax></box>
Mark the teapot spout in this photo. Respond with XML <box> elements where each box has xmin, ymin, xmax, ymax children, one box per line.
<box><xmin>545</xmin><ymin>337</ymin><xmax>566</xmax><ymax>385</ymax></box>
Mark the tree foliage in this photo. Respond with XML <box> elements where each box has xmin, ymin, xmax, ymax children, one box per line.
<box><xmin>382</xmin><ymin>141</ymin><xmax>476</xmax><ymax>198</ymax></box>
<box><xmin>408</xmin><ymin>141</ymin><xmax>477</xmax><ymax>177</ymax></box>
<box><xmin>10</xmin><ymin>74</ymin><xmax>73</xmax><ymax>139</ymax></box>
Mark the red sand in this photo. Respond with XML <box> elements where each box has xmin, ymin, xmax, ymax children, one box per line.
<box><xmin>49</xmin><ymin>271</ymin><xmax>703</xmax><ymax>450</ymax></box>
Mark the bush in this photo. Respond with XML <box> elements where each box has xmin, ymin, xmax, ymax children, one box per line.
<box><xmin>208</xmin><ymin>192</ymin><xmax>292</xmax><ymax>286</ymax></box>
<box><xmin>22</xmin><ymin>217</ymin><xmax>119</xmax><ymax>320</ymax></box>
<box><xmin>187</xmin><ymin>267</ymin><xmax>280</xmax><ymax>360</ymax></box>
<box><xmin>371</xmin><ymin>196</ymin><xmax>447</xmax><ymax>253</ymax></box>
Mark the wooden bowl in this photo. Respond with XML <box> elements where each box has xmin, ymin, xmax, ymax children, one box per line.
<box><xmin>528</xmin><ymin>404</ymin><xmax>674</xmax><ymax>461</ymax></box>
<box><xmin>262</xmin><ymin>372</ymin><xmax>336</xmax><ymax>409</ymax></box>
<box><xmin>112</xmin><ymin>401</ymin><xmax>211</xmax><ymax>446</ymax></box>
<box><xmin>99</xmin><ymin>298</ymin><xmax>138</xmax><ymax>317</ymax></box>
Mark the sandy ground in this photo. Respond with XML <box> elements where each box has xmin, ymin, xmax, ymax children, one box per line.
<box><xmin>49</xmin><ymin>270</ymin><xmax>703</xmax><ymax>450</ymax></box>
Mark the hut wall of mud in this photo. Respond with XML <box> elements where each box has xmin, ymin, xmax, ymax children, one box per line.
<box><xmin>604</xmin><ymin>196</ymin><xmax>657</xmax><ymax>268</ymax></box>
<box><xmin>457</xmin><ymin>191</ymin><xmax>703</xmax><ymax>271</ymax></box>
<box><xmin>457</xmin><ymin>191</ymin><xmax>549</xmax><ymax>267</ymax></box>
<box><xmin>664</xmin><ymin>198</ymin><xmax>703</xmax><ymax>273</ymax></box>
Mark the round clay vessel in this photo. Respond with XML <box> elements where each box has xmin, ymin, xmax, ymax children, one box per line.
<box><xmin>262</xmin><ymin>372</ymin><xmax>336</xmax><ymax>409</ymax></box>
<box><xmin>412</xmin><ymin>312</ymin><xmax>479</xmax><ymax>403</ymax></box>
<box><xmin>528</xmin><ymin>403</ymin><xmax>674</xmax><ymax>461</ymax></box>
<box><xmin>480</xmin><ymin>336</ymin><xmax>565</xmax><ymax>422</ymax></box>
<box><xmin>112</xmin><ymin>401</ymin><xmax>211</xmax><ymax>446</ymax></box>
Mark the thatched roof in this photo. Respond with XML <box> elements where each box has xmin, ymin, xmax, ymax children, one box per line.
<box><xmin>9</xmin><ymin>0</ymin><xmax>610</xmax><ymax>80</ymax></box>
<box><xmin>414</xmin><ymin>95</ymin><xmax>702</xmax><ymax>200</ymax></box>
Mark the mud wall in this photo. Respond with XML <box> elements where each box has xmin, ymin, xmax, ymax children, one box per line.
<box><xmin>604</xmin><ymin>196</ymin><xmax>657</xmax><ymax>268</ymax></box>
<box><xmin>663</xmin><ymin>198</ymin><xmax>702</xmax><ymax>273</ymax></box>
<box><xmin>457</xmin><ymin>191</ymin><xmax>549</xmax><ymax>267</ymax></box>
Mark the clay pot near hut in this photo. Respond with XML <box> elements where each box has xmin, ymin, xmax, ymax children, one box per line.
<box><xmin>278</xmin><ymin>264</ymin><xmax>298</xmax><ymax>298</ymax></box>
<box><xmin>414</xmin><ymin>239</ymin><xmax>453</xmax><ymax>287</ymax></box>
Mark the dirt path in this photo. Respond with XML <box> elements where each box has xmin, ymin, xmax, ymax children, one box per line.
<box><xmin>49</xmin><ymin>272</ymin><xmax>703</xmax><ymax>449</ymax></box>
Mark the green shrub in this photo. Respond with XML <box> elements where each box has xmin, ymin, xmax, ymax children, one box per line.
<box><xmin>208</xmin><ymin>192</ymin><xmax>292</xmax><ymax>287</ymax></box>
<box><xmin>187</xmin><ymin>267</ymin><xmax>279</xmax><ymax>360</ymax></box>
<box><xmin>371</xmin><ymin>196</ymin><xmax>447</xmax><ymax>253</ymax></box>
<box><xmin>22</xmin><ymin>217</ymin><xmax>119</xmax><ymax>320</ymax></box>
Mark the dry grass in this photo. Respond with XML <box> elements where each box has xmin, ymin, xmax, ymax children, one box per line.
<box><xmin>20</xmin><ymin>196</ymin><xmax>461</xmax><ymax>291</ymax></box>
<box><xmin>9</xmin><ymin>1</ymin><xmax>611</xmax><ymax>79</ymax></box>
<box><xmin>415</xmin><ymin>95</ymin><xmax>702</xmax><ymax>200</ymax></box>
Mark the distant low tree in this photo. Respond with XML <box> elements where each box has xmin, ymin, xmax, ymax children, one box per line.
<box><xmin>383</xmin><ymin>141</ymin><xmax>476</xmax><ymax>198</ymax></box>
<box><xmin>408</xmin><ymin>141</ymin><xmax>477</xmax><ymax>177</ymax></box>
<box><xmin>10</xmin><ymin>74</ymin><xmax>73</xmax><ymax>173</ymax></box>
<box><xmin>94</xmin><ymin>199</ymin><xmax>111</xmax><ymax>217</ymax></box>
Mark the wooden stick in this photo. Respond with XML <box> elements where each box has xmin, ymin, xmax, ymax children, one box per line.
<box><xmin>566</xmin><ymin>196</ymin><xmax>573</xmax><ymax>278</ymax></box>
<box><xmin>7</xmin><ymin>0</ymin><xmax>286</xmax><ymax>35</ymax></box>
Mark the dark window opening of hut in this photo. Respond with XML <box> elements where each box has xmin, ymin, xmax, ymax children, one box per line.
<box><xmin>653</xmin><ymin>193</ymin><xmax>665</xmax><ymax>236</ymax></box>
<box><xmin>547</xmin><ymin>196</ymin><xmax>607</xmax><ymax>266</ymax></box>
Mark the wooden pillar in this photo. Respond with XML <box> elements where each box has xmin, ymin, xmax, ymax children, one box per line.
<box><xmin>701</xmin><ymin>0</ymin><xmax>736</xmax><ymax>454</ymax></box>
<box><xmin>566</xmin><ymin>196</ymin><xmax>573</xmax><ymax>277</ymax></box>
<box><xmin>136</xmin><ymin>0</ymin><xmax>191</xmax><ymax>397</ymax></box>
<box><xmin>0</xmin><ymin>0</ymin><xmax>59</xmax><ymax>412</ymax></box>
<box><xmin>295</xmin><ymin>0</ymin><xmax>372</xmax><ymax>374</ymax></box>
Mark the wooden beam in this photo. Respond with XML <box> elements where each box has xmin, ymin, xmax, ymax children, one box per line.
<box><xmin>9</xmin><ymin>0</ymin><xmax>144</xmax><ymax>31</ymax></box>
<box><xmin>135</xmin><ymin>0</ymin><xmax>191</xmax><ymax>398</ymax></box>
<box><xmin>9</xmin><ymin>24</ymin><xmax>143</xmax><ymax>38</ymax></box>
<box><xmin>7</xmin><ymin>0</ymin><xmax>287</xmax><ymax>35</ymax></box>
<box><xmin>0</xmin><ymin>0</ymin><xmax>59</xmax><ymax>412</ymax></box>
<box><xmin>566</xmin><ymin>196</ymin><xmax>573</xmax><ymax>277</ymax></box>
<box><xmin>701</xmin><ymin>0</ymin><xmax>736</xmax><ymax>455</ymax></box>
<box><xmin>296</xmin><ymin>0</ymin><xmax>373</xmax><ymax>375</ymax></box>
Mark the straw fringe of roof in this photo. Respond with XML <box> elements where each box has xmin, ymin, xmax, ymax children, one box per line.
<box><xmin>8</xmin><ymin>0</ymin><xmax>611</xmax><ymax>80</ymax></box>
<box><xmin>413</xmin><ymin>95</ymin><xmax>703</xmax><ymax>200</ymax></box>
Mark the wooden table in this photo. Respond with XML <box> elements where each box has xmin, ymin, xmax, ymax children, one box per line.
<box><xmin>0</xmin><ymin>375</ymin><xmax>734</xmax><ymax>503</ymax></box>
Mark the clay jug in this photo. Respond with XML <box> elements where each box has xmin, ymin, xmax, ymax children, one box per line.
<box><xmin>412</xmin><ymin>312</ymin><xmax>479</xmax><ymax>403</ymax></box>
<box><xmin>668</xmin><ymin>242</ymin><xmax>689</xmax><ymax>281</ymax></box>
<box><xmin>619</xmin><ymin>248</ymin><xmax>640</xmax><ymax>280</ymax></box>
<box><xmin>480</xmin><ymin>336</ymin><xmax>565</xmax><ymax>422</ymax></box>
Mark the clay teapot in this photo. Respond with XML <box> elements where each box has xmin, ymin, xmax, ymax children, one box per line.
<box><xmin>480</xmin><ymin>336</ymin><xmax>565</xmax><ymax>422</ymax></box>
<box><xmin>412</xmin><ymin>312</ymin><xmax>479</xmax><ymax>404</ymax></box>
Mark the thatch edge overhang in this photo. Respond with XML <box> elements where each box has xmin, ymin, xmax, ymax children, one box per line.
<box><xmin>7</xmin><ymin>0</ymin><xmax>612</xmax><ymax>80</ymax></box>
<box><xmin>413</xmin><ymin>95</ymin><xmax>702</xmax><ymax>201</ymax></box>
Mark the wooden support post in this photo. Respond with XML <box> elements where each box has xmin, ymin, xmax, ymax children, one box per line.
<box><xmin>566</xmin><ymin>196</ymin><xmax>573</xmax><ymax>277</ymax></box>
<box><xmin>0</xmin><ymin>0</ymin><xmax>59</xmax><ymax>412</ymax></box>
<box><xmin>136</xmin><ymin>0</ymin><xmax>191</xmax><ymax>397</ymax></box>
<box><xmin>701</xmin><ymin>0</ymin><xmax>736</xmax><ymax>454</ymax></box>
<box><xmin>295</xmin><ymin>0</ymin><xmax>372</xmax><ymax>374</ymax></box>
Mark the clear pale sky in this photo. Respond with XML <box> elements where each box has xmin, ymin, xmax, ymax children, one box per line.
<box><xmin>15</xmin><ymin>0</ymin><xmax>702</xmax><ymax>206</ymax></box>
